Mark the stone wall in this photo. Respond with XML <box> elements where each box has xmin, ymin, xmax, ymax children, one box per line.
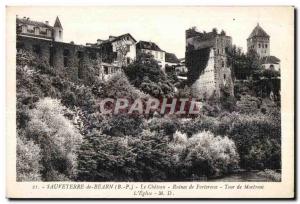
<box><xmin>17</xmin><ymin>35</ymin><xmax>104</xmax><ymax>83</ymax></box>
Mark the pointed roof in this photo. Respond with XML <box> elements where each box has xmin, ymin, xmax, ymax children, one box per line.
<box><xmin>248</xmin><ymin>23</ymin><xmax>269</xmax><ymax>39</ymax></box>
<box><xmin>54</xmin><ymin>16</ymin><xmax>63</xmax><ymax>29</ymax></box>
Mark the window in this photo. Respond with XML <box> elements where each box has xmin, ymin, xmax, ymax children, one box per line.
<box><xmin>224</xmin><ymin>74</ymin><xmax>226</xmax><ymax>80</ymax></box>
<box><xmin>59</xmin><ymin>30</ymin><xmax>62</xmax><ymax>38</ymax></box>
<box><xmin>155</xmin><ymin>51</ymin><xmax>158</xmax><ymax>58</ymax></box>
<box><xmin>46</xmin><ymin>29</ymin><xmax>51</xmax><ymax>37</ymax></box>
<box><xmin>34</xmin><ymin>27</ymin><xmax>40</xmax><ymax>35</ymax></box>
<box><xmin>265</xmin><ymin>44</ymin><xmax>268</xmax><ymax>48</ymax></box>
<box><xmin>221</xmin><ymin>60</ymin><xmax>225</xmax><ymax>68</ymax></box>
<box><xmin>63</xmin><ymin>49</ymin><xmax>70</xmax><ymax>67</ymax></box>
<box><xmin>21</xmin><ymin>25</ymin><xmax>27</xmax><ymax>33</ymax></box>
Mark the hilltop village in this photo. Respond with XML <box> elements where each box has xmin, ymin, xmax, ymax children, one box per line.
<box><xmin>16</xmin><ymin>16</ymin><xmax>280</xmax><ymax>99</ymax></box>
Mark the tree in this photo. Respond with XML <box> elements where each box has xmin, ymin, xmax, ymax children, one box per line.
<box><xmin>17</xmin><ymin>132</ymin><xmax>42</xmax><ymax>181</ymax></box>
<box><xmin>124</xmin><ymin>53</ymin><xmax>175</xmax><ymax>98</ymax></box>
<box><xmin>26</xmin><ymin>98</ymin><xmax>83</xmax><ymax>181</ymax></box>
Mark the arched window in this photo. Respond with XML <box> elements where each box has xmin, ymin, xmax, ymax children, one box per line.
<box><xmin>258</xmin><ymin>43</ymin><xmax>261</xmax><ymax>48</ymax></box>
<box><xmin>221</xmin><ymin>60</ymin><xmax>225</xmax><ymax>68</ymax></box>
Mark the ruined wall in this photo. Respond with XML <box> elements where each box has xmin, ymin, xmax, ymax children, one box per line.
<box><xmin>17</xmin><ymin>36</ymin><xmax>103</xmax><ymax>84</ymax></box>
<box><xmin>191</xmin><ymin>49</ymin><xmax>216</xmax><ymax>98</ymax></box>
<box><xmin>185</xmin><ymin>29</ymin><xmax>234</xmax><ymax>99</ymax></box>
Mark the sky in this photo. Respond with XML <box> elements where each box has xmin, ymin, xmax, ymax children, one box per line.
<box><xmin>10</xmin><ymin>6</ymin><xmax>293</xmax><ymax>59</ymax></box>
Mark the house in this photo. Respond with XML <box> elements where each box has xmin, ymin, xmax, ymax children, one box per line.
<box><xmin>136</xmin><ymin>40</ymin><xmax>166</xmax><ymax>70</ymax></box>
<box><xmin>261</xmin><ymin>56</ymin><xmax>281</xmax><ymax>71</ymax></box>
<box><xmin>90</xmin><ymin>33</ymin><xmax>137</xmax><ymax>67</ymax></box>
<box><xmin>17</xmin><ymin>16</ymin><xmax>63</xmax><ymax>42</ymax></box>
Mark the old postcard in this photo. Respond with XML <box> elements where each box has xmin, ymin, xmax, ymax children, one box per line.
<box><xmin>6</xmin><ymin>6</ymin><xmax>295</xmax><ymax>199</ymax></box>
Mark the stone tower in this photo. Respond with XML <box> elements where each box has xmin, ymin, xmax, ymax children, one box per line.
<box><xmin>185</xmin><ymin>28</ymin><xmax>234</xmax><ymax>99</ymax></box>
<box><xmin>53</xmin><ymin>16</ymin><xmax>63</xmax><ymax>42</ymax></box>
<box><xmin>247</xmin><ymin>23</ymin><xmax>270</xmax><ymax>58</ymax></box>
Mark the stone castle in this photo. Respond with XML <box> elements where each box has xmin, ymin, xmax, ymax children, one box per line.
<box><xmin>185</xmin><ymin>28</ymin><xmax>234</xmax><ymax>99</ymax></box>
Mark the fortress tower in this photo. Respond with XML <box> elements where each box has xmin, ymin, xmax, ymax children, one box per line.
<box><xmin>185</xmin><ymin>27</ymin><xmax>234</xmax><ymax>99</ymax></box>
<box><xmin>247</xmin><ymin>23</ymin><xmax>270</xmax><ymax>58</ymax></box>
<box><xmin>53</xmin><ymin>16</ymin><xmax>63</xmax><ymax>42</ymax></box>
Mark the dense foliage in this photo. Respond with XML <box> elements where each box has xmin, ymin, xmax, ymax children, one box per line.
<box><xmin>16</xmin><ymin>48</ymin><xmax>281</xmax><ymax>181</ymax></box>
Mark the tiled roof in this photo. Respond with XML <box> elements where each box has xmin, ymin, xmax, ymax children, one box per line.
<box><xmin>136</xmin><ymin>40</ymin><xmax>163</xmax><ymax>51</ymax></box>
<box><xmin>109</xmin><ymin>33</ymin><xmax>137</xmax><ymax>43</ymax></box>
<box><xmin>248</xmin><ymin>24</ymin><xmax>269</xmax><ymax>39</ymax></box>
<box><xmin>17</xmin><ymin>18</ymin><xmax>53</xmax><ymax>29</ymax></box>
<box><xmin>54</xmin><ymin>16</ymin><xmax>63</xmax><ymax>29</ymax></box>
<box><xmin>165</xmin><ymin>52</ymin><xmax>180</xmax><ymax>63</ymax></box>
<box><xmin>261</xmin><ymin>56</ymin><xmax>280</xmax><ymax>64</ymax></box>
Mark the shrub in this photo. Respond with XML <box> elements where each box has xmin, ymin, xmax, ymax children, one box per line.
<box><xmin>169</xmin><ymin>131</ymin><xmax>239</xmax><ymax>178</ymax></box>
<box><xmin>77</xmin><ymin>132</ymin><xmax>137</xmax><ymax>181</ymax></box>
<box><xmin>228</xmin><ymin>112</ymin><xmax>281</xmax><ymax>169</ymax></box>
<box><xmin>101</xmin><ymin>114</ymin><xmax>145</xmax><ymax>137</ymax></box>
<box><xmin>17</xmin><ymin>132</ymin><xmax>42</xmax><ymax>181</ymax></box>
<box><xmin>77</xmin><ymin>130</ymin><xmax>173</xmax><ymax>181</ymax></box>
<box><xmin>124</xmin><ymin>53</ymin><xmax>175</xmax><ymax>97</ymax></box>
<box><xmin>26</xmin><ymin>98</ymin><xmax>83</xmax><ymax>181</ymax></box>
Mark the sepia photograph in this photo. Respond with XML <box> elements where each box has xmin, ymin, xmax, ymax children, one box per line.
<box><xmin>5</xmin><ymin>5</ymin><xmax>295</xmax><ymax>199</ymax></box>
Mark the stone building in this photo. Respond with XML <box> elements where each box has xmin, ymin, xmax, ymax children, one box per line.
<box><xmin>247</xmin><ymin>23</ymin><xmax>270</xmax><ymax>58</ymax></box>
<box><xmin>185</xmin><ymin>27</ymin><xmax>234</xmax><ymax>99</ymax></box>
<box><xmin>16</xmin><ymin>16</ymin><xmax>136</xmax><ymax>82</ymax></box>
<box><xmin>247</xmin><ymin>23</ymin><xmax>281</xmax><ymax>71</ymax></box>
<box><xmin>136</xmin><ymin>40</ymin><xmax>166</xmax><ymax>70</ymax></box>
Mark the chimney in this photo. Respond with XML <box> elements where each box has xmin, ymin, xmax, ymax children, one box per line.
<box><xmin>45</xmin><ymin>21</ymin><xmax>49</xmax><ymax>25</ymax></box>
<box><xmin>97</xmin><ymin>39</ymin><xmax>103</xmax><ymax>45</ymax></box>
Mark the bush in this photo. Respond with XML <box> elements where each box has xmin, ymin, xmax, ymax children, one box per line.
<box><xmin>236</xmin><ymin>94</ymin><xmax>261</xmax><ymax>114</ymax></box>
<box><xmin>77</xmin><ymin>132</ymin><xmax>137</xmax><ymax>181</ymax></box>
<box><xmin>169</xmin><ymin>131</ymin><xmax>239</xmax><ymax>178</ymax></box>
<box><xmin>124</xmin><ymin>53</ymin><xmax>175</xmax><ymax>97</ymax></box>
<box><xmin>17</xmin><ymin>133</ymin><xmax>42</xmax><ymax>181</ymax></box>
<box><xmin>101</xmin><ymin>114</ymin><xmax>145</xmax><ymax>137</ymax></box>
<box><xmin>25</xmin><ymin>98</ymin><xmax>83</xmax><ymax>181</ymax></box>
<box><xmin>77</xmin><ymin>130</ymin><xmax>173</xmax><ymax>181</ymax></box>
<box><xmin>228</xmin><ymin>112</ymin><xmax>281</xmax><ymax>169</ymax></box>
